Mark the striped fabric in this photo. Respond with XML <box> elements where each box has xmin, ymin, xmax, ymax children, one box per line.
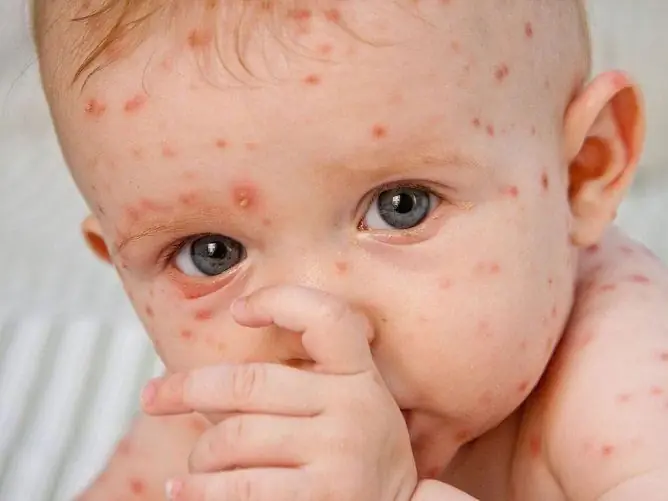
<box><xmin>0</xmin><ymin>317</ymin><xmax>162</xmax><ymax>500</ymax></box>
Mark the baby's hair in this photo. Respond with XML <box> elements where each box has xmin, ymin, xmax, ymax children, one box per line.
<box><xmin>32</xmin><ymin>0</ymin><xmax>591</xmax><ymax>89</ymax></box>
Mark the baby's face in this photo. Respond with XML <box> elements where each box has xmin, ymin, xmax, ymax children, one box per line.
<box><xmin>48</xmin><ymin>1</ymin><xmax>579</xmax><ymax>474</ymax></box>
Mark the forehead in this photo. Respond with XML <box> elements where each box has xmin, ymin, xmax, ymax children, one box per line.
<box><xmin>49</xmin><ymin>0</ymin><xmax>556</xmax><ymax>195</ymax></box>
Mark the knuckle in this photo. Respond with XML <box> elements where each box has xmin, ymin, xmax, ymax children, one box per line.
<box><xmin>230</xmin><ymin>364</ymin><xmax>264</xmax><ymax>404</ymax></box>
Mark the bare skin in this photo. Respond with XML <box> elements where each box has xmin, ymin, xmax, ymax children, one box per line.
<box><xmin>34</xmin><ymin>0</ymin><xmax>667</xmax><ymax>499</ymax></box>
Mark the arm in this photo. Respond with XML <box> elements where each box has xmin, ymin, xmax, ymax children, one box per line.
<box><xmin>76</xmin><ymin>411</ymin><xmax>209</xmax><ymax>500</ymax></box>
<box><xmin>545</xmin><ymin>232</ymin><xmax>668</xmax><ymax>501</ymax></box>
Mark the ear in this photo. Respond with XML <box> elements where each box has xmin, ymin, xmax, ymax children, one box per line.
<box><xmin>564</xmin><ymin>71</ymin><xmax>645</xmax><ymax>248</ymax></box>
<box><xmin>81</xmin><ymin>215</ymin><xmax>112</xmax><ymax>264</ymax></box>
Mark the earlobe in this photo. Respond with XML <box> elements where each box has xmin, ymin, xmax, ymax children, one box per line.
<box><xmin>81</xmin><ymin>215</ymin><xmax>112</xmax><ymax>264</ymax></box>
<box><xmin>564</xmin><ymin>71</ymin><xmax>645</xmax><ymax>248</ymax></box>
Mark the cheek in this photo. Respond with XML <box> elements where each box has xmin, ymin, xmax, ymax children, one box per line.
<box><xmin>122</xmin><ymin>282</ymin><xmax>240</xmax><ymax>372</ymax></box>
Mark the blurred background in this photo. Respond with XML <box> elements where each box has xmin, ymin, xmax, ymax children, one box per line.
<box><xmin>1</xmin><ymin>1</ymin><xmax>667</xmax><ymax>500</ymax></box>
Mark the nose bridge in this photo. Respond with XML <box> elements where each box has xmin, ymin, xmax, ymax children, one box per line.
<box><xmin>259</xmin><ymin>242</ymin><xmax>346</xmax><ymax>294</ymax></box>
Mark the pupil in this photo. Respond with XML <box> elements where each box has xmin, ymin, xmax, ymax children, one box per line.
<box><xmin>393</xmin><ymin>193</ymin><xmax>415</xmax><ymax>214</ymax></box>
<box><xmin>207</xmin><ymin>242</ymin><xmax>227</xmax><ymax>259</ymax></box>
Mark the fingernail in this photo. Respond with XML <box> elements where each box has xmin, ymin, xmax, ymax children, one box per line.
<box><xmin>165</xmin><ymin>479</ymin><xmax>183</xmax><ymax>500</ymax></box>
<box><xmin>141</xmin><ymin>379</ymin><xmax>158</xmax><ymax>407</ymax></box>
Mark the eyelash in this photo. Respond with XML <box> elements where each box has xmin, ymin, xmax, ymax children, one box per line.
<box><xmin>158</xmin><ymin>181</ymin><xmax>443</xmax><ymax>269</ymax></box>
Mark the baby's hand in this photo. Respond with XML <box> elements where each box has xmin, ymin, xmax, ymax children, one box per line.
<box><xmin>141</xmin><ymin>285</ymin><xmax>418</xmax><ymax>501</ymax></box>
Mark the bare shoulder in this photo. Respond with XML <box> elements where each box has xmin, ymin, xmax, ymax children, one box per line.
<box><xmin>76</xmin><ymin>411</ymin><xmax>210</xmax><ymax>500</ymax></box>
<box><xmin>535</xmin><ymin>228</ymin><xmax>668</xmax><ymax>500</ymax></box>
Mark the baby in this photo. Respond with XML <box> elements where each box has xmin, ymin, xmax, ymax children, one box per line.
<box><xmin>32</xmin><ymin>0</ymin><xmax>668</xmax><ymax>499</ymax></box>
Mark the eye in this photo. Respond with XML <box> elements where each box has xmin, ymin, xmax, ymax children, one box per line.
<box><xmin>362</xmin><ymin>186</ymin><xmax>438</xmax><ymax>230</ymax></box>
<box><xmin>174</xmin><ymin>234</ymin><xmax>246</xmax><ymax>277</ymax></box>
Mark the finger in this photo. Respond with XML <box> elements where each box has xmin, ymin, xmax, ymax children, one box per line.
<box><xmin>231</xmin><ymin>285</ymin><xmax>374</xmax><ymax>375</ymax></box>
<box><xmin>189</xmin><ymin>414</ymin><xmax>311</xmax><ymax>473</ymax></box>
<box><xmin>143</xmin><ymin>363</ymin><xmax>326</xmax><ymax>417</ymax></box>
<box><xmin>141</xmin><ymin>372</ymin><xmax>191</xmax><ymax>416</ymax></box>
<box><xmin>167</xmin><ymin>468</ymin><xmax>312</xmax><ymax>501</ymax></box>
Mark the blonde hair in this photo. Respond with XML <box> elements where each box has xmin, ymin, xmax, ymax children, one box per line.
<box><xmin>32</xmin><ymin>0</ymin><xmax>592</xmax><ymax>87</ymax></box>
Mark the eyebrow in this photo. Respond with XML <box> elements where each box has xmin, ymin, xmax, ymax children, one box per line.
<box><xmin>115</xmin><ymin>150</ymin><xmax>483</xmax><ymax>252</ymax></box>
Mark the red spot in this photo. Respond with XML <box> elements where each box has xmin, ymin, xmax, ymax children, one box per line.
<box><xmin>529</xmin><ymin>434</ymin><xmax>541</xmax><ymax>457</ymax></box>
<box><xmin>129</xmin><ymin>477</ymin><xmax>145</xmax><ymax>495</ymax></box>
<box><xmin>232</xmin><ymin>182</ymin><xmax>259</xmax><ymax>210</ymax></box>
<box><xmin>288</xmin><ymin>8</ymin><xmax>312</xmax><ymax>21</ymax></box>
<box><xmin>474</xmin><ymin>261</ymin><xmax>501</xmax><ymax>275</ymax></box>
<box><xmin>530</xmin><ymin>126</ymin><xmax>536</xmax><ymax>136</ymax></box>
<box><xmin>187</xmin><ymin>29</ymin><xmax>212</xmax><ymax>48</ymax></box>
<box><xmin>371</xmin><ymin>124</ymin><xmax>388</xmax><ymax>139</ymax></box>
<box><xmin>501</xmin><ymin>185</ymin><xmax>519</xmax><ymax>198</ymax></box>
<box><xmin>599</xmin><ymin>284</ymin><xmax>617</xmax><ymax>293</ymax></box>
<box><xmin>660</xmin><ymin>352</ymin><xmax>668</xmax><ymax>362</ymax></box>
<box><xmin>616</xmin><ymin>393</ymin><xmax>632</xmax><ymax>403</ymax></box>
<box><xmin>439</xmin><ymin>277</ymin><xmax>453</xmax><ymax>289</ymax></box>
<box><xmin>162</xmin><ymin>144</ymin><xmax>177</xmax><ymax>158</ymax></box>
<box><xmin>551</xmin><ymin>305</ymin><xmax>557</xmax><ymax>318</ymax></box>
<box><xmin>517</xmin><ymin>380</ymin><xmax>530</xmax><ymax>393</ymax></box>
<box><xmin>303</xmin><ymin>74</ymin><xmax>321</xmax><ymax>86</ymax></box>
<box><xmin>486</xmin><ymin>125</ymin><xmax>495</xmax><ymax>137</ymax></box>
<box><xmin>628</xmin><ymin>274</ymin><xmax>651</xmax><ymax>284</ymax></box>
<box><xmin>450</xmin><ymin>40</ymin><xmax>461</xmax><ymax>53</ymax></box>
<box><xmin>245</xmin><ymin>142</ymin><xmax>258</xmax><ymax>151</ymax></box>
<box><xmin>160</xmin><ymin>57</ymin><xmax>173</xmax><ymax>72</ymax></box>
<box><xmin>650</xmin><ymin>386</ymin><xmax>664</xmax><ymax>397</ymax></box>
<box><xmin>520</xmin><ymin>340</ymin><xmax>528</xmax><ymax>351</ymax></box>
<box><xmin>547</xmin><ymin>277</ymin><xmax>554</xmax><ymax>287</ymax></box>
<box><xmin>478</xmin><ymin>391</ymin><xmax>493</xmax><ymax>407</ymax></box>
<box><xmin>335</xmin><ymin>261</ymin><xmax>349</xmax><ymax>274</ymax></box>
<box><xmin>126</xmin><ymin>206</ymin><xmax>141</xmax><ymax>222</ymax></box>
<box><xmin>601</xmin><ymin>444</ymin><xmax>615</xmax><ymax>457</ymax></box>
<box><xmin>541</xmin><ymin>172</ymin><xmax>550</xmax><ymax>191</ymax></box>
<box><xmin>494</xmin><ymin>64</ymin><xmax>510</xmax><ymax>82</ymax></box>
<box><xmin>525</xmin><ymin>22</ymin><xmax>534</xmax><ymax>38</ymax></box>
<box><xmin>181</xmin><ymin>329</ymin><xmax>194</xmax><ymax>341</ymax></box>
<box><xmin>472</xmin><ymin>118</ymin><xmax>481</xmax><ymax>128</ymax></box>
<box><xmin>124</xmin><ymin>93</ymin><xmax>147</xmax><ymax>113</ymax></box>
<box><xmin>454</xmin><ymin>429</ymin><xmax>471</xmax><ymax>442</ymax></box>
<box><xmin>324</xmin><ymin>8</ymin><xmax>341</xmax><ymax>23</ymax></box>
<box><xmin>179</xmin><ymin>192</ymin><xmax>197</xmax><ymax>206</ymax></box>
<box><xmin>317</xmin><ymin>43</ymin><xmax>333</xmax><ymax>56</ymax></box>
<box><xmin>195</xmin><ymin>309</ymin><xmax>213</xmax><ymax>321</ymax></box>
<box><xmin>215</xmin><ymin>138</ymin><xmax>228</xmax><ymax>149</ymax></box>
<box><xmin>140</xmin><ymin>198</ymin><xmax>170</xmax><ymax>213</ymax></box>
<box><xmin>145</xmin><ymin>305</ymin><xmax>154</xmax><ymax>318</ymax></box>
<box><xmin>190</xmin><ymin>416</ymin><xmax>208</xmax><ymax>433</ymax></box>
<box><xmin>131</xmin><ymin>147</ymin><xmax>143</xmax><ymax>159</ymax></box>
<box><xmin>262</xmin><ymin>217</ymin><xmax>272</xmax><ymax>227</ymax></box>
<box><xmin>576</xmin><ymin>331</ymin><xmax>595</xmax><ymax>351</ymax></box>
<box><xmin>117</xmin><ymin>438</ymin><xmax>131</xmax><ymax>455</ymax></box>
<box><xmin>84</xmin><ymin>99</ymin><xmax>107</xmax><ymax>118</ymax></box>
<box><xmin>586</xmin><ymin>244</ymin><xmax>601</xmax><ymax>254</ymax></box>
